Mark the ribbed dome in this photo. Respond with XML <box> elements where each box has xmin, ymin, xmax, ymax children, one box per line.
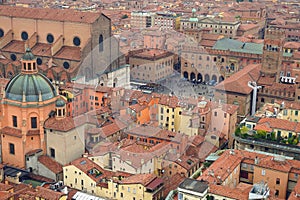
<box><xmin>5</xmin><ymin>73</ymin><xmax>57</xmax><ymax>102</ymax></box>
<box><xmin>56</xmin><ymin>98</ymin><xmax>66</xmax><ymax>107</ymax></box>
<box><xmin>22</xmin><ymin>47</ymin><xmax>35</xmax><ymax>61</ymax></box>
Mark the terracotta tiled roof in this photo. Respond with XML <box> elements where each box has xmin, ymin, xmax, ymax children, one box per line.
<box><xmin>215</xmin><ymin>64</ymin><xmax>261</xmax><ymax>94</ymax></box>
<box><xmin>254</xmin><ymin>123</ymin><xmax>273</xmax><ymax>133</ymax></box>
<box><xmin>131</xmin><ymin>49</ymin><xmax>173</xmax><ymax>60</ymax></box>
<box><xmin>0</xmin><ymin>191</ymin><xmax>14</xmax><ymax>200</ymax></box>
<box><xmin>0</xmin><ymin>5</ymin><xmax>102</xmax><ymax>24</ymax></box>
<box><xmin>32</xmin><ymin>186</ymin><xmax>65</xmax><ymax>200</ymax></box>
<box><xmin>199</xmin><ymin>149</ymin><xmax>300</xmax><ymax>185</ymax></box>
<box><xmin>238</xmin><ymin>24</ymin><xmax>259</xmax><ymax>31</ymax></box>
<box><xmin>38</xmin><ymin>155</ymin><xmax>63</xmax><ymax>174</ymax></box>
<box><xmin>159</xmin><ymin>94</ymin><xmax>179</xmax><ymax>108</ymax></box>
<box><xmin>256</xmin><ymin>117</ymin><xmax>298</xmax><ymax>132</ymax></box>
<box><xmin>54</xmin><ymin>46</ymin><xmax>81</xmax><ymax>61</ymax></box>
<box><xmin>284</xmin><ymin>42</ymin><xmax>300</xmax><ymax>49</ymax></box>
<box><xmin>121</xmin><ymin>173</ymin><xmax>156</xmax><ymax>186</ymax></box>
<box><xmin>189</xmin><ymin>135</ymin><xmax>205</xmax><ymax>146</ymax></box>
<box><xmin>25</xmin><ymin>149</ymin><xmax>43</xmax><ymax>156</ymax></box>
<box><xmin>44</xmin><ymin>114</ymin><xmax>95</xmax><ymax>132</ymax></box>
<box><xmin>2</xmin><ymin>40</ymin><xmax>25</xmax><ymax>53</ymax></box>
<box><xmin>129</xmin><ymin>103</ymin><xmax>148</xmax><ymax>113</ymax></box>
<box><xmin>67</xmin><ymin>157</ymin><xmax>131</xmax><ymax>183</ymax></box>
<box><xmin>87</xmin><ymin>118</ymin><xmax>126</xmax><ymax>138</ymax></box>
<box><xmin>0</xmin><ymin>183</ymin><xmax>13</xmax><ymax>191</ymax></box>
<box><xmin>199</xmin><ymin>40</ymin><xmax>217</xmax><ymax>47</ymax></box>
<box><xmin>257</xmin><ymin>156</ymin><xmax>293</xmax><ymax>173</ymax></box>
<box><xmin>31</xmin><ymin>43</ymin><xmax>52</xmax><ymax>57</ymax></box>
<box><xmin>1</xmin><ymin>127</ymin><xmax>22</xmax><ymax>138</ymax></box>
<box><xmin>163</xmin><ymin>173</ymin><xmax>185</xmax><ymax>197</ymax></box>
<box><xmin>175</xmin><ymin>155</ymin><xmax>199</xmax><ymax>170</ymax></box>
<box><xmin>27</xmin><ymin>130</ymin><xmax>40</xmax><ymax>136</ymax></box>
<box><xmin>209</xmin><ymin>184</ymin><xmax>251</xmax><ymax>199</ymax></box>
<box><xmin>115</xmin><ymin>141</ymin><xmax>171</xmax><ymax>169</ymax></box>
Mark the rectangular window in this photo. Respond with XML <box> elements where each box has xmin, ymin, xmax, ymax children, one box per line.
<box><xmin>224</xmin><ymin>113</ymin><xmax>227</xmax><ymax>118</ymax></box>
<box><xmin>277</xmin><ymin>131</ymin><xmax>282</xmax><ymax>138</ymax></box>
<box><xmin>296</xmin><ymin>111</ymin><xmax>299</xmax><ymax>116</ymax></box>
<box><xmin>261</xmin><ymin>169</ymin><xmax>265</xmax><ymax>176</ymax></box>
<box><xmin>160</xmin><ymin>108</ymin><xmax>163</xmax><ymax>114</ymax></box>
<box><xmin>275</xmin><ymin>190</ymin><xmax>279</xmax><ymax>197</ymax></box>
<box><xmin>214</xmin><ymin>112</ymin><xmax>217</xmax><ymax>116</ymax></box>
<box><xmin>12</xmin><ymin>116</ymin><xmax>17</xmax><ymax>127</ymax></box>
<box><xmin>31</xmin><ymin>117</ymin><xmax>37</xmax><ymax>129</ymax></box>
<box><xmin>276</xmin><ymin>178</ymin><xmax>280</xmax><ymax>185</ymax></box>
<box><xmin>9</xmin><ymin>143</ymin><xmax>15</xmax><ymax>155</ymax></box>
<box><xmin>50</xmin><ymin>148</ymin><xmax>55</xmax><ymax>158</ymax></box>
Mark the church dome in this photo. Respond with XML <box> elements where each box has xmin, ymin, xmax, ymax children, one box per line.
<box><xmin>5</xmin><ymin>73</ymin><xmax>57</xmax><ymax>102</ymax></box>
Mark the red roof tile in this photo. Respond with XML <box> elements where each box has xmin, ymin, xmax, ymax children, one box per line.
<box><xmin>121</xmin><ymin>173</ymin><xmax>156</xmax><ymax>186</ymax></box>
<box><xmin>38</xmin><ymin>155</ymin><xmax>63</xmax><ymax>174</ymax></box>
<box><xmin>215</xmin><ymin>64</ymin><xmax>261</xmax><ymax>94</ymax></box>
<box><xmin>54</xmin><ymin>46</ymin><xmax>81</xmax><ymax>61</ymax></box>
<box><xmin>0</xmin><ymin>5</ymin><xmax>103</xmax><ymax>24</ymax></box>
<box><xmin>1</xmin><ymin>127</ymin><xmax>22</xmax><ymax>138</ymax></box>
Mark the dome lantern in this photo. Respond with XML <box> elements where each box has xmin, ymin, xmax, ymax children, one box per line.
<box><xmin>55</xmin><ymin>98</ymin><xmax>67</xmax><ymax>119</ymax></box>
<box><xmin>21</xmin><ymin>47</ymin><xmax>38</xmax><ymax>74</ymax></box>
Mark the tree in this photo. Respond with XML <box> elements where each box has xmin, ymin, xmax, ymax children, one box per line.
<box><xmin>240</xmin><ymin>126</ymin><xmax>249</xmax><ymax>134</ymax></box>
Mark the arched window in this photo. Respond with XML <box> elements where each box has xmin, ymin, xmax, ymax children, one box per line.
<box><xmin>183</xmin><ymin>71</ymin><xmax>188</xmax><ymax>79</ymax></box>
<box><xmin>99</xmin><ymin>34</ymin><xmax>104</xmax><ymax>52</ymax></box>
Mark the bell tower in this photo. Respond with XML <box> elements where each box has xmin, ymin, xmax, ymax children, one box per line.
<box><xmin>261</xmin><ymin>28</ymin><xmax>285</xmax><ymax>82</ymax></box>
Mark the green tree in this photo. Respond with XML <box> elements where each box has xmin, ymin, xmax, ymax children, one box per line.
<box><xmin>240</xmin><ymin>126</ymin><xmax>249</xmax><ymax>134</ymax></box>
